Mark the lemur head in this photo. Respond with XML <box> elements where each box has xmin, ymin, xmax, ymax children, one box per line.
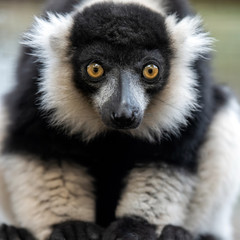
<box><xmin>25</xmin><ymin>0</ymin><xmax>212</xmax><ymax>141</ymax></box>
<box><xmin>70</xmin><ymin>3</ymin><xmax>171</xmax><ymax>130</ymax></box>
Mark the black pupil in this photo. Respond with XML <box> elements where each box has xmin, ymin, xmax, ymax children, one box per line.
<box><xmin>148</xmin><ymin>68</ymin><xmax>153</xmax><ymax>74</ymax></box>
<box><xmin>93</xmin><ymin>67</ymin><xmax>99</xmax><ymax>73</ymax></box>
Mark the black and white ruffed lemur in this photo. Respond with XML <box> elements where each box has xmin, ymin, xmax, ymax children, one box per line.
<box><xmin>0</xmin><ymin>0</ymin><xmax>240</xmax><ymax>240</ymax></box>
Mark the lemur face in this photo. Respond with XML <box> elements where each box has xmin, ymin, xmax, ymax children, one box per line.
<box><xmin>25</xmin><ymin>1</ymin><xmax>211</xmax><ymax>140</ymax></box>
<box><xmin>72</xmin><ymin>46</ymin><xmax>170</xmax><ymax>130</ymax></box>
<box><xmin>70</xmin><ymin>3</ymin><xmax>172</xmax><ymax>129</ymax></box>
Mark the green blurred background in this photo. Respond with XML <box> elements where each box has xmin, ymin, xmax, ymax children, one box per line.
<box><xmin>0</xmin><ymin>0</ymin><xmax>240</xmax><ymax>238</ymax></box>
<box><xmin>191</xmin><ymin>0</ymin><xmax>240</xmax><ymax>97</ymax></box>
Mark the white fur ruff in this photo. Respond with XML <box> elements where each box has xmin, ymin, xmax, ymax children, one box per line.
<box><xmin>23</xmin><ymin>1</ymin><xmax>213</xmax><ymax>142</ymax></box>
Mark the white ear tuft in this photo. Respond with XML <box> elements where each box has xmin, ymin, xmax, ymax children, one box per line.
<box><xmin>22</xmin><ymin>13</ymin><xmax>74</xmax><ymax>61</ymax></box>
<box><xmin>165</xmin><ymin>15</ymin><xmax>214</xmax><ymax>62</ymax></box>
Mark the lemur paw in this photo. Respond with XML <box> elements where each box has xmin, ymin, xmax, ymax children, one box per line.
<box><xmin>159</xmin><ymin>225</ymin><xmax>193</xmax><ymax>240</ymax></box>
<box><xmin>49</xmin><ymin>221</ymin><xmax>103</xmax><ymax>240</ymax></box>
<box><xmin>0</xmin><ymin>224</ymin><xmax>36</xmax><ymax>240</ymax></box>
<box><xmin>103</xmin><ymin>217</ymin><xmax>157</xmax><ymax>240</ymax></box>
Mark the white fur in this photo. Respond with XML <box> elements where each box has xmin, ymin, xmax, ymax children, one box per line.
<box><xmin>24</xmin><ymin>2</ymin><xmax>212</xmax><ymax>142</ymax></box>
<box><xmin>0</xmin><ymin>155</ymin><xmax>95</xmax><ymax>240</ymax></box>
<box><xmin>94</xmin><ymin>77</ymin><xmax>117</xmax><ymax>110</ymax></box>
<box><xmin>116</xmin><ymin>165</ymin><xmax>196</xmax><ymax>235</ymax></box>
<box><xmin>185</xmin><ymin>95</ymin><xmax>240</xmax><ymax>240</ymax></box>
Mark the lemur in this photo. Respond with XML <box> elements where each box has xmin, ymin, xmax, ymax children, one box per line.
<box><xmin>0</xmin><ymin>0</ymin><xmax>240</xmax><ymax>240</ymax></box>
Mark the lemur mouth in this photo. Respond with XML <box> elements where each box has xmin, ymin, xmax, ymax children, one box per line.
<box><xmin>110</xmin><ymin>122</ymin><xmax>141</xmax><ymax>130</ymax></box>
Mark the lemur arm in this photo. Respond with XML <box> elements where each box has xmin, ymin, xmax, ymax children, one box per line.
<box><xmin>104</xmin><ymin>165</ymin><xmax>196</xmax><ymax>240</ymax></box>
<box><xmin>0</xmin><ymin>155</ymin><xmax>99</xmax><ymax>240</ymax></box>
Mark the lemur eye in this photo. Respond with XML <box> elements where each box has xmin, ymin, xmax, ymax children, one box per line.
<box><xmin>87</xmin><ymin>63</ymin><xmax>104</xmax><ymax>78</ymax></box>
<box><xmin>143</xmin><ymin>64</ymin><xmax>159</xmax><ymax>80</ymax></box>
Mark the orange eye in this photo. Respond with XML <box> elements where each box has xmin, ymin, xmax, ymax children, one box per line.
<box><xmin>143</xmin><ymin>64</ymin><xmax>159</xmax><ymax>80</ymax></box>
<box><xmin>87</xmin><ymin>63</ymin><xmax>104</xmax><ymax>78</ymax></box>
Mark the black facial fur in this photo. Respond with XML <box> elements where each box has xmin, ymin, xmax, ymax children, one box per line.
<box><xmin>71</xmin><ymin>3</ymin><xmax>170</xmax><ymax>48</ymax></box>
<box><xmin>70</xmin><ymin>3</ymin><xmax>172</xmax><ymax>98</ymax></box>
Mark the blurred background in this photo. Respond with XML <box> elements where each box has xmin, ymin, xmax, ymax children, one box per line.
<box><xmin>0</xmin><ymin>0</ymin><xmax>240</xmax><ymax>238</ymax></box>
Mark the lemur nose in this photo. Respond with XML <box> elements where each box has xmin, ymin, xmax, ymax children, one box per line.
<box><xmin>111</xmin><ymin>109</ymin><xmax>139</xmax><ymax>128</ymax></box>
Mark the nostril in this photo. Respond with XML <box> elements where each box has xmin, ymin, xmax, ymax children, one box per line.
<box><xmin>132</xmin><ymin>109</ymin><xmax>139</xmax><ymax>117</ymax></box>
<box><xmin>112</xmin><ymin>113</ymin><xmax>135</xmax><ymax>125</ymax></box>
<box><xmin>111</xmin><ymin>112</ymin><xmax>116</xmax><ymax>121</ymax></box>
<box><xmin>130</xmin><ymin>112</ymin><xmax>136</xmax><ymax>121</ymax></box>
<box><xmin>109</xmin><ymin>109</ymin><xmax>141</xmax><ymax>129</ymax></box>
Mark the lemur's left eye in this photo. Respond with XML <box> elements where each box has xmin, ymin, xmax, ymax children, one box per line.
<box><xmin>87</xmin><ymin>63</ymin><xmax>104</xmax><ymax>78</ymax></box>
<box><xmin>143</xmin><ymin>64</ymin><xmax>159</xmax><ymax>80</ymax></box>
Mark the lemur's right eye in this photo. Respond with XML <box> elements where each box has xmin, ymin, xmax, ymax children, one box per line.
<box><xmin>87</xmin><ymin>63</ymin><xmax>104</xmax><ymax>78</ymax></box>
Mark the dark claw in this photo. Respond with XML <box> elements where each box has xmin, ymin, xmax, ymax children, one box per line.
<box><xmin>159</xmin><ymin>225</ymin><xmax>193</xmax><ymax>240</ymax></box>
<box><xmin>116</xmin><ymin>233</ymin><xmax>139</xmax><ymax>240</ymax></box>
<box><xmin>49</xmin><ymin>221</ymin><xmax>103</xmax><ymax>240</ymax></box>
<box><xmin>0</xmin><ymin>224</ymin><xmax>36</xmax><ymax>240</ymax></box>
<box><xmin>198</xmin><ymin>235</ymin><xmax>219</xmax><ymax>240</ymax></box>
<box><xmin>103</xmin><ymin>217</ymin><xmax>157</xmax><ymax>240</ymax></box>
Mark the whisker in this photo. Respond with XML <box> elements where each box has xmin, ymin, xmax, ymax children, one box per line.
<box><xmin>154</xmin><ymin>98</ymin><xmax>182</xmax><ymax>111</ymax></box>
<box><xmin>154</xmin><ymin>98</ymin><xmax>199</xmax><ymax>112</ymax></box>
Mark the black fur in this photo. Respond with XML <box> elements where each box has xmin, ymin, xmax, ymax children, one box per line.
<box><xmin>199</xmin><ymin>236</ymin><xmax>219</xmax><ymax>240</ymax></box>
<box><xmin>103</xmin><ymin>217</ymin><xmax>157</xmax><ymax>240</ymax></box>
<box><xmin>159</xmin><ymin>225</ymin><xmax>193</xmax><ymax>240</ymax></box>
<box><xmin>159</xmin><ymin>225</ymin><xmax>219</xmax><ymax>240</ymax></box>
<box><xmin>49</xmin><ymin>221</ymin><xmax>103</xmax><ymax>240</ymax></box>
<box><xmin>71</xmin><ymin>3</ymin><xmax>170</xmax><ymax>48</ymax></box>
<box><xmin>0</xmin><ymin>224</ymin><xmax>36</xmax><ymax>240</ymax></box>
<box><xmin>1</xmin><ymin>0</ymin><xmax>231</xmax><ymax>239</ymax></box>
<box><xmin>70</xmin><ymin>3</ymin><xmax>172</xmax><ymax>97</ymax></box>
